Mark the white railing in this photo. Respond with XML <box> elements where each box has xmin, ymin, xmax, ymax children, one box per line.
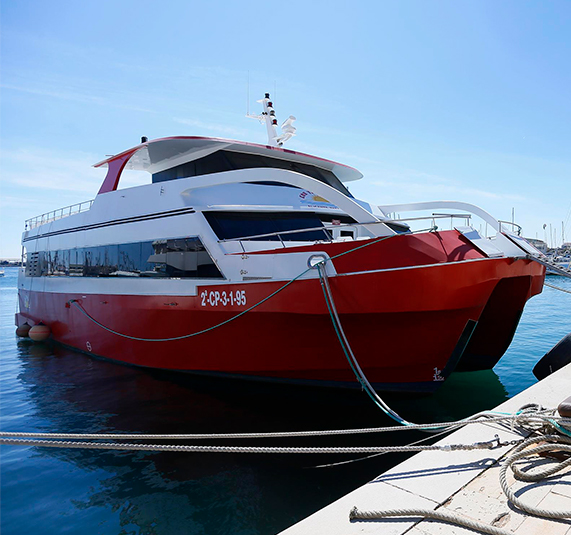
<box><xmin>378</xmin><ymin>201</ymin><xmax>502</xmax><ymax>233</ymax></box>
<box><xmin>217</xmin><ymin>213</ymin><xmax>472</xmax><ymax>248</ymax></box>
<box><xmin>498</xmin><ymin>220</ymin><xmax>523</xmax><ymax>236</ymax></box>
<box><xmin>25</xmin><ymin>200</ymin><xmax>94</xmax><ymax>230</ymax></box>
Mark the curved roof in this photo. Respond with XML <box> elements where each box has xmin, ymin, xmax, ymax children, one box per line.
<box><xmin>93</xmin><ymin>136</ymin><xmax>363</xmax><ymax>195</ymax></box>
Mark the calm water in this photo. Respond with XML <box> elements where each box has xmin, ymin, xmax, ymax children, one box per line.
<box><xmin>1</xmin><ymin>266</ymin><xmax>570</xmax><ymax>534</ymax></box>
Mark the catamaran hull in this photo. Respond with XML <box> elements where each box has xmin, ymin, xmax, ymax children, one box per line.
<box><xmin>16</xmin><ymin>256</ymin><xmax>544</xmax><ymax>393</ymax></box>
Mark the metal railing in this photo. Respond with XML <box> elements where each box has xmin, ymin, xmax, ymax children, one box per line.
<box><xmin>217</xmin><ymin>213</ymin><xmax>472</xmax><ymax>247</ymax></box>
<box><xmin>25</xmin><ymin>200</ymin><xmax>94</xmax><ymax>230</ymax></box>
<box><xmin>498</xmin><ymin>220</ymin><xmax>522</xmax><ymax>236</ymax></box>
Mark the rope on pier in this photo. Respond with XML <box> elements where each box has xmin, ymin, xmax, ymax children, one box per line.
<box><xmin>350</xmin><ymin>432</ymin><xmax>571</xmax><ymax>533</ymax></box>
<box><xmin>3</xmin><ymin>409</ymin><xmax>571</xmax><ymax>531</ymax></box>
<box><xmin>500</xmin><ymin>434</ymin><xmax>571</xmax><ymax>519</ymax></box>
<box><xmin>350</xmin><ymin>506</ymin><xmax>514</xmax><ymax>535</ymax></box>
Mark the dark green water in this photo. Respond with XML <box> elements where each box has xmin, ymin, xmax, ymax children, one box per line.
<box><xmin>1</xmin><ymin>266</ymin><xmax>570</xmax><ymax>534</ymax></box>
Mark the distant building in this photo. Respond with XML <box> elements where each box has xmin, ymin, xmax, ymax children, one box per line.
<box><xmin>525</xmin><ymin>238</ymin><xmax>547</xmax><ymax>253</ymax></box>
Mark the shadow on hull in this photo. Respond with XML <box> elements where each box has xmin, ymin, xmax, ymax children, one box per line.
<box><xmin>457</xmin><ymin>275</ymin><xmax>533</xmax><ymax>371</ymax></box>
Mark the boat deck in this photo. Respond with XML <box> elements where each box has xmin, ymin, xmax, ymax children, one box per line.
<box><xmin>279</xmin><ymin>364</ymin><xmax>571</xmax><ymax>534</ymax></box>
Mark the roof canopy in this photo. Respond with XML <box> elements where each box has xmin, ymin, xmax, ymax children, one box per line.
<box><xmin>94</xmin><ymin>136</ymin><xmax>363</xmax><ymax>195</ymax></box>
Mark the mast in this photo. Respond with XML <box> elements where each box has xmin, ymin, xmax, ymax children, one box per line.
<box><xmin>247</xmin><ymin>92</ymin><xmax>296</xmax><ymax>147</ymax></box>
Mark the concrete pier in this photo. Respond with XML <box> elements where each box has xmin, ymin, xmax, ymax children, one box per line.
<box><xmin>280</xmin><ymin>364</ymin><xmax>571</xmax><ymax>534</ymax></box>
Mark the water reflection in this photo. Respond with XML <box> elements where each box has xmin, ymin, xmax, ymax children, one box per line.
<box><xmin>7</xmin><ymin>339</ymin><xmax>509</xmax><ymax>534</ymax></box>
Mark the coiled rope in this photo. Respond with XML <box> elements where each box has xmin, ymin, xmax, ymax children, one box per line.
<box><xmin>500</xmin><ymin>434</ymin><xmax>571</xmax><ymax>519</ymax></box>
<box><xmin>350</xmin><ymin>432</ymin><xmax>571</xmax><ymax>533</ymax></box>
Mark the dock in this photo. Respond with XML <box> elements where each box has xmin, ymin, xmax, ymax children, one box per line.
<box><xmin>279</xmin><ymin>364</ymin><xmax>571</xmax><ymax>534</ymax></box>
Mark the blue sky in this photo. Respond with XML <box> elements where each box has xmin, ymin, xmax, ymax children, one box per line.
<box><xmin>1</xmin><ymin>0</ymin><xmax>570</xmax><ymax>257</ymax></box>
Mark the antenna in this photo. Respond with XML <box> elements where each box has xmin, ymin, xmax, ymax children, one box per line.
<box><xmin>246</xmin><ymin>92</ymin><xmax>297</xmax><ymax>147</ymax></box>
<box><xmin>247</xmin><ymin>71</ymin><xmax>250</xmax><ymax>116</ymax></box>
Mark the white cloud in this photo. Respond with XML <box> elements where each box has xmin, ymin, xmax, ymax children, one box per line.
<box><xmin>1</xmin><ymin>82</ymin><xmax>156</xmax><ymax>114</ymax></box>
<box><xmin>0</xmin><ymin>148</ymin><xmax>150</xmax><ymax>194</ymax></box>
<box><xmin>369</xmin><ymin>177</ymin><xmax>527</xmax><ymax>203</ymax></box>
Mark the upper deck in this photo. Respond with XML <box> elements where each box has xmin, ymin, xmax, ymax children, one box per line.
<box><xmin>26</xmin><ymin>136</ymin><xmax>364</xmax><ymax>230</ymax></box>
<box><xmin>93</xmin><ymin>136</ymin><xmax>363</xmax><ymax>194</ymax></box>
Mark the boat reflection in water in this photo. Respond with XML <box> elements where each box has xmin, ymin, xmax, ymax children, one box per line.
<box><xmin>9</xmin><ymin>340</ymin><xmax>509</xmax><ymax>534</ymax></box>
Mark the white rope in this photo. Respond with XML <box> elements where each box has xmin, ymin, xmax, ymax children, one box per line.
<box><xmin>350</xmin><ymin>506</ymin><xmax>514</xmax><ymax>535</ymax></box>
<box><xmin>544</xmin><ymin>282</ymin><xmax>571</xmax><ymax>295</ymax></box>
<box><xmin>351</xmin><ymin>433</ymin><xmax>571</xmax><ymax>532</ymax></box>
<box><xmin>499</xmin><ymin>435</ymin><xmax>571</xmax><ymax>519</ymax></box>
<box><xmin>1</xmin><ymin>409</ymin><xmax>565</xmax><ymax>440</ymax></box>
<box><xmin>0</xmin><ymin>436</ymin><xmax>504</xmax><ymax>454</ymax></box>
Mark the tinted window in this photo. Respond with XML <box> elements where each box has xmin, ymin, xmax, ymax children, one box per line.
<box><xmin>152</xmin><ymin>150</ymin><xmax>353</xmax><ymax>197</ymax></box>
<box><xmin>31</xmin><ymin>237</ymin><xmax>223</xmax><ymax>279</ymax></box>
<box><xmin>205</xmin><ymin>211</ymin><xmax>331</xmax><ymax>242</ymax></box>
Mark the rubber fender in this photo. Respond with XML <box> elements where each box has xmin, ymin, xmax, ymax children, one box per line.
<box><xmin>533</xmin><ymin>333</ymin><xmax>571</xmax><ymax>381</ymax></box>
<box><xmin>558</xmin><ymin>395</ymin><xmax>571</xmax><ymax>418</ymax></box>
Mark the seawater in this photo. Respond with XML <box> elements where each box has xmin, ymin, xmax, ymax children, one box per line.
<box><xmin>1</xmin><ymin>266</ymin><xmax>570</xmax><ymax>534</ymax></box>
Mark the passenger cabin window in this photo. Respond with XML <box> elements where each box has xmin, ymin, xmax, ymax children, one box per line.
<box><xmin>205</xmin><ymin>211</ymin><xmax>332</xmax><ymax>242</ymax></box>
<box><xmin>151</xmin><ymin>150</ymin><xmax>353</xmax><ymax>197</ymax></box>
<box><xmin>26</xmin><ymin>237</ymin><xmax>223</xmax><ymax>279</ymax></box>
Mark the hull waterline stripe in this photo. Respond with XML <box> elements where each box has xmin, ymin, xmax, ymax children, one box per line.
<box><xmin>23</xmin><ymin>207</ymin><xmax>196</xmax><ymax>242</ymax></box>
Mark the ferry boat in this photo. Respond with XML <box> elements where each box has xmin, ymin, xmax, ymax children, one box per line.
<box><xmin>15</xmin><ymin>95</ymin><xmax>546</xmax><ymax>392</ymax></box>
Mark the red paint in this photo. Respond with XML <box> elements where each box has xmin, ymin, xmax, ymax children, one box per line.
<box><xmin>92</xmin><ymin>136</ymin><xmax>361</xmax><ymax>193</ymax></box>
<box><xmin>245</xmin><ymin>230</ymin><xmax>486</xmax><ymax>273</ymax></box>
<box><xmin>97</xmin><ymin>151</ymin><xmax>139</xmax><ymax>194</ymax></box>
<box><xmin>16</xmin><ymin>256</ymin><xmax>545</xmax><ymax>393</ymax></box>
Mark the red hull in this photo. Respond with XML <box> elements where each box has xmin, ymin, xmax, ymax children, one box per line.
<box><xmin>16</xmin><ymin>255</ymin><xmax>544</xmax><ymax>393</ymax></box>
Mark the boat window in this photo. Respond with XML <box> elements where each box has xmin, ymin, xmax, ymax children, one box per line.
<box><xmin>152</xmin><ymin>150</ymin><xmax>353</xmax><ymax>197</ymax></box>
<box><xmin>30</xmin><ymin>237</ymin><xmax>223</xmax><ymax>279</ymax></box>
<box><xmin>384</xmin><ymin>222</ymin><xmax>411</xmax><ymax>234</ymax></box>
<box><xmin>204</xmin><ymin>211</ymin><xmax>332</xmax><ymax>242</ymax></box>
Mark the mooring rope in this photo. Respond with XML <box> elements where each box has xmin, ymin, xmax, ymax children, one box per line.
<box><xmin>350</xmin><ymin>506</ymin><xmax>514</xmax><ymax>535</ymax></box>
<box><xmin>1</xmin><ymin>410</ymin><xmax>564</xmax><ymax>441</ymax></box>
<box><xmin>3</xmin><ymin>409</ymin><xmax>571</xmax><ymax>531</ymax></box>
<box><xmin>499</xmin><ymin>434</ymin><xmax>571</xmax><ymax>519</ymax></box>
<box><xmin>66</xmin><ymin>227</ymin><xmax>438</xmax><ymax>343</ymax></box>
<box><xmin>350</xmin><ymin>432</ymin><xmax>571</xmax><ymax>532</ymax></box>
<box><xmin>69</xmin><ymin>265</ymin><xmax>313</xmax><ymax>342</ymax></box>
<box><xmin>316</xmin><ymin>261</ymin><xmax>416</xmax><ymax>427</ymax></box>
<box><xmin>0</xmin><ymin>435</ymin><xmax>507</xmax><ymax>454</ymax></box>
<box><xmin>545</xmin><ymin>282</ymin><xmax>571</xmax><ymax>295</ymax></box>
<box><xmin>0</xmin><ymin>406</ymin><xmax>566</xmax><ymax>445</ymax></box>
<box><xmin>314</xmin><ymin>261</ymin><xmax>561</xmax><ymax>432</ymax></box>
